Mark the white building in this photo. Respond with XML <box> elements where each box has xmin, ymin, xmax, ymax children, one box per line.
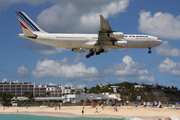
<box><xmin>46</xmin><ymin>83</ymin><xmax>75</xmax><ymax>97</ymax></box>
<box><xmin>111</xmin><ymin>86</ymin><xmax>119</xmax><ymax>93</ymax></box>
<box><xmin>134</xmin><ymin>85</ymin><xmax>144</xmax><ymax>89</ymax></box>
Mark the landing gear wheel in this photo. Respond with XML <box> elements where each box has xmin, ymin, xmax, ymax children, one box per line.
<box><xmin>148</xmin><ymin>48</ymin><xmax>152</xmax><ymax>54</ymax></box>
<box><xmin>86</xmin><ymin>55</ymin><xmax>90</xmax><ymax>58</ymax></box>
<box><xmin>96</xmin><ymin>52</ymin><xmax>100</xmax><ymax>55</ymax></box>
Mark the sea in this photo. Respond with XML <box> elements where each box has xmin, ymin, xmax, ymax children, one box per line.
<box><xmin>0</xmin><ymin>114</ymin><xmax>142</xmax><ymax>120</ymax></box>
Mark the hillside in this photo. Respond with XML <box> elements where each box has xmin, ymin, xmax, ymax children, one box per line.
<box><xmin>87</xmin><ymin>82</ymin><xmax>180</xmax><ymax>102</ymax></box>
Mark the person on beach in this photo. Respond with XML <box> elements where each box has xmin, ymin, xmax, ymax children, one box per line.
<box><xmin>126</xmin><ymin>100</ymin><xmax>129</xmax><ymax>106</ymax></box>
<box><xmin>148</xmin><ymin>102</ymin><xmax>150</xmax><ymax>107</ymax></box>
<box><xmin>141</xmin><ymin>101</ymin><xmax>144</xmax><ymax>106</ymax></box>
<box><xmin>144</xmin><ymin>101</ymin><xmax>146</xmax><ymax>107</ymax></box>
<box><xmin>101</xmin><ymin>104</ymin><xmax>104</xmax><ymax>109</ymax></box>
<box><xmin>59</xmin><ymin>104</ymin><xmax>61</xmax><ymax>110</ymax></box>
<box><xmin>166</xmin><ymin>102</ymin><xmax>169</xmax><ymax>107</ymax></box>
<box><xmin>114</xmin><ymin>105</ymin><xmax>117</xmax><ymax>112</ymax></box>
<box><xmin>158</xmin><ymin>101</ymin><xmax>162</xmax><ymax>108</ymax></box>
<box><xmin>95</xmin><ymin>108</ymin><xmax>98</xmax><ymax>113</ymax></box>
<box><xmin>82</xmin><ymin>109</ymin><xmax>84</xmax><ymax>115</ymax></box>
<box><xmin>17</xmin><ymin>109</ymin><xmax>18</xmax><ymax>114</ymax></box>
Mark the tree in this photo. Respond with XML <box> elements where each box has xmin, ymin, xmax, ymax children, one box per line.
<box><xmin>0</xmin><ymin>92</ymin><xmax>13</xmax><ymax>106</ymax></box>
<box><xmin>84</xmin><ymin>87</ymin><xmax>88</xmax><ymax>93</ymax></box>
<box><xmin>76</xmin><ymin>91</ymin><xmax>80</xmax><ymax>95</ymax></box>
<box><xmin>96</xmin><ymin>85</ymin><xmax>100</xmax><ymax>90</ymax></box>
<box><xmin>24</xmin><ymin>92</ymin><xmax>34</xmax><ymax>101</ymax></box>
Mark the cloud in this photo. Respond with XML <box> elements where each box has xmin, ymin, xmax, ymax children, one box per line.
<box><xmin>22</xmin><ymin>40</ymin><xmax>68</xmax><ymax>55</ymax></box>
<box><xmin>31</xmin><ymin>58</ymin><xmax>98</xmax><ymax>78</ymax></box>
<box><xmin>116</xmin><ymin>77</ymin><xmax>128</xmax><ymax>82</ymax></box>
<box><xmin>15</xmin><ymin>66</ymin><xmax>29</xmax><ymax>75</ymax></box>
<box><xmin>156</xmin><ymin>41</ymin><xmax>180</xmax><ymax>57</ymax></box>
<box><xmin>158</xmin><ymin>58</ymin><xmax>180</xmax><ymax>76</ymax></box>
<box><xmin>2</xmin><ymin>78</ymin><xmax>7</xmax><ymax>82</ymax></box>
<box><xmin>104</xmin><ymin>56</ymin><xmax>148</xmax><ymax>77</ymax></box>
<box><xmin>76</xmin><ymin>84</ymin><xmax>86</xmax><ymax>89</ymax></box>
<box><xmin>137</xmin><ymin>75</ymin><xmax>156</xmax><ymax>82</ymax></box>
<box><xmin>138</xmin><ymin>11</ymin><xmax>180</xmax><ymax>40</ymax></box>
<box><xmin>73</xmin><ymin>53</ymin><xmax>86</xmax><ymax>63</ymax></box>
<box><xmin>0</xmin><ymin>0</ymin><xmax>47</xmax><ymax>10</ymax></box>
<box><xmin>37</xmin><ymin>0</ymin><xmax>129</xmax><ymax>33</ymax></box>
<box><xmin>103</xmin><ymin>55</ymin><xmax>155</xmax><ymax>82</ymax></box>
<box><xmin>13</xmin><ymin>66</ymin><xmax>29</xmax><ymax>78</ymax></box>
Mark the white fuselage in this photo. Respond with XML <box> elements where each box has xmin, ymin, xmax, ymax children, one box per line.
<box><xmin>20</xmin><ymin>32</ymin><xmax>162</xmax><ymax>50</ymax></box>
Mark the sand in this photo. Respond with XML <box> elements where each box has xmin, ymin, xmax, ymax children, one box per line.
<box><xmin>0</xmin><ymin>106</ymin><xmax>180</xmax><ymax>119</ymax></box>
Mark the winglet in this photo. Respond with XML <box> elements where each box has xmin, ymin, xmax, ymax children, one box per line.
<box><xmin>99</xmin><ymin>15</ymin><xmax>112</xmax><ymax>32</ymax></box>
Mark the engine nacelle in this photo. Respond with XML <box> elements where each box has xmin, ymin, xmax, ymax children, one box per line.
<box><xmin>72</xmin><ymin>48</ymin><xmax>85</xmax><ymax>53</ymax></box>
<box><xmin>109</xmin><ymin>32</ymin><xmax>124</xmax><ymax>39</ymax></box>
<box><xmin>113</xmin><ymin>41</ymin><xmax>127</xmax><ymax>47</ymax></box>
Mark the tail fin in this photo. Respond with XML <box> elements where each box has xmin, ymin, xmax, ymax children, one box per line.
<box><xmin>15</xmin><ymin>11</ymin><xmax>46</xmax><ymax>33</ymax></box>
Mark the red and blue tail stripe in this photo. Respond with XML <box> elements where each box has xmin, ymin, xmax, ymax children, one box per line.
<box><xmin>15</xmin><ymin>11</ymin><xmax>43</xmax><ymax>32</ymax></box>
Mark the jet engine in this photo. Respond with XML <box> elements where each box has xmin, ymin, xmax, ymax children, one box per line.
<box><xmin>72</xmin><ymin>48</ymin><xmax>85</xmax><ymax>53</ymax></box>
<box><xmin>109</xmin><ymin>32</ymin><xmax>124</xmax><ymax>39</ymax></box>
<box><xmin>113</xmin><ymin>41</ymin><xmax>127</xmax><ymax>47</ymax></box>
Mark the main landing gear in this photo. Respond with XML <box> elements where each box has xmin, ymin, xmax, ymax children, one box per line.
<box><xmin>86</xmin><ymin>49</ymin><xmax>105</xmax><ymax>58</ymax></box>
<box><xmin>86</xmin><ymin>49</ymin><xmax>95</xmax><ymax>58</ymax></box>
<box><xmin>148</xmin><ymin>48</ymin><xmax>152</xmax><ymax>54</ymax></box>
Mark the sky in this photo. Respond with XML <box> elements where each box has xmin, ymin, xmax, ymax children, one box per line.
<box><xmin>1</xmin><ymin>0</ymin><xmax>180</xmax><ymax>89</ymax></box>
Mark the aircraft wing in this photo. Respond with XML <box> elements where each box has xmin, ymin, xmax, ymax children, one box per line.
<box><xmin>96</xmin><ymin>15</ymin><xmax>116</xmax><ymax>46</ymax></box>
<box><xmin>99</xmin><ymin>15</ymin><xmax>112</xmax><ymax>33</ymax></box>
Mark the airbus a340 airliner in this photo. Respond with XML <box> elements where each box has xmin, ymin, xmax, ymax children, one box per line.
<box><xmin>15</xmin><ymin>11</ymin><xmax>163</xmax><ymax>58</ymax></box>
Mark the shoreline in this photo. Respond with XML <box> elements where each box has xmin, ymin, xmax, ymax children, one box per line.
<box><xmin>0</xmin><ymin>106</ymin><xmax>179</xmax><ymax>119</ymax></box>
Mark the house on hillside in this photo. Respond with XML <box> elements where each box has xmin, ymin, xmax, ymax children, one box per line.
<box><xmin>134</xmin><ymin>85</ymin><xmax>144</xmax><ymax>91</ymax></box>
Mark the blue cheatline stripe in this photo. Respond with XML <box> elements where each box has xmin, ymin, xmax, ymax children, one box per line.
<box><xmin>16</xmin><ymin>12</ymin><xmax>35</xmax><ymax>31</ymax></box>
<box><xmin>16</xmin><ymin>12</ymin><xmax>40</xmax><ymax>31</ymax></box>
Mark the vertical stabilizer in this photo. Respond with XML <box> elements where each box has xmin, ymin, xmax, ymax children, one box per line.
<box><xmin>15</xmin><ymin>11</ymin><xmax>46</xmax><ymax>33</ymax></box>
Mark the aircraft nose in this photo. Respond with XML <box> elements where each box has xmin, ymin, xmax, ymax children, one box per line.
<box><xmin>158</xmin><ymin>40</ymin><xmax>163</xmax><ymax>45</ymax></box>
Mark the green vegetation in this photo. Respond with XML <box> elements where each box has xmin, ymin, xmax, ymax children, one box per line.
<box><xmin>0</xmin><ymin>92</ymin><xmax>13</xmax><ymax>106</ymax></box>
<box><xmin>85</xmin><ymin>82</ymin><xmax>180</xmax><ymax>102</ymax></box>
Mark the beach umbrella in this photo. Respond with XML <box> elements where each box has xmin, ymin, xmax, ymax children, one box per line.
<box><xmin>174</xmin><ymin>102</ymin><xmax>180</xmax><ymax>105</ymax></box>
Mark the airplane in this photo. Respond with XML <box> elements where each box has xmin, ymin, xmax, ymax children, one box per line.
<box><xmin>15</xmin><ymin>11</ymin><xmax>163</xmax><ymax>58</ymax></box>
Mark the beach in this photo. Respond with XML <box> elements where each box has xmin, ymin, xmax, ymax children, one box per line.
<box><xmin>0</xmin><ymin>106</ymin><xmax>180</xmax><ymax>119</ymax></box>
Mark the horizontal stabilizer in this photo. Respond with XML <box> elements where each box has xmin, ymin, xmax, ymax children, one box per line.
<box><xmin>22</xmin><ymin>28</ymin><xmax>37</xmax><ymax>38</ymax></box>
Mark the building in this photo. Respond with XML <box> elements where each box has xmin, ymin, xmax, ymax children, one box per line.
<box><xmin>35</xmin><ymin>93</ymin><xmax>121</xmax><ymax>103</ymax></box>
<box><xmin>0</xmin><ymin>81</ymin><xmax>78</xmax><ymax>97</ymax></box>
<box><xmin>111</xmin><ymin>86</ymin><xmax>119</xmax><ymax>93</ymax></box>
<box><xmin>46</xmin><ymin>83</ymin><xmax>75</xmax><ymax>97</ymax></box>
<box><xmin>0</xmin><ymin>81</ymin><xmax>47</xmax><ymax>97</ymax></box>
